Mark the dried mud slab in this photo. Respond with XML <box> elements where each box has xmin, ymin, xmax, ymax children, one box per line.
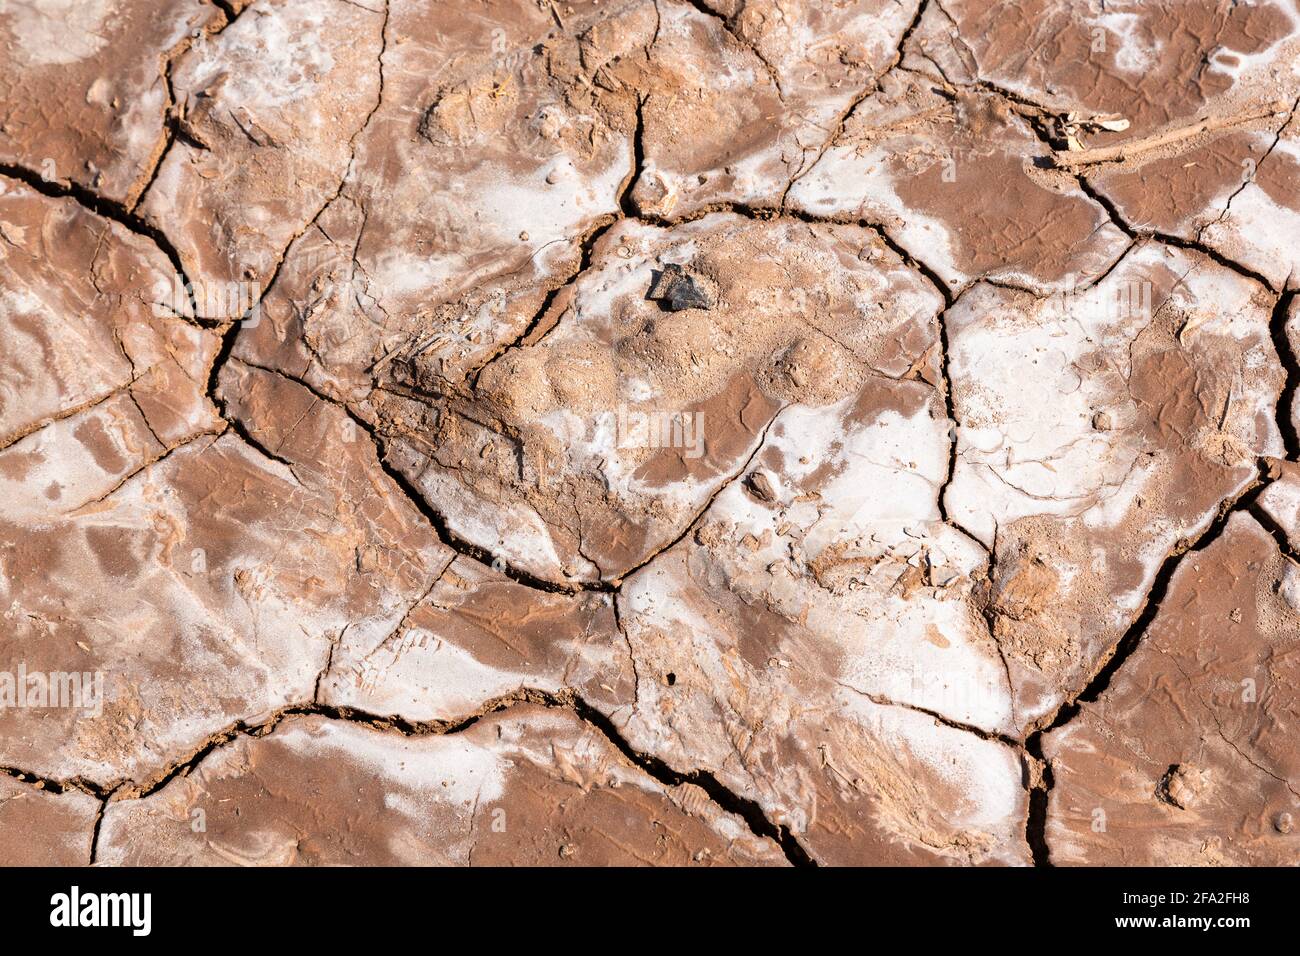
<box><xmin>612</xmin><ymin>548</ymin><xmax>1030</xmax><ymax>866</ymax></box>
<box><xmin>136</xmin><ymin>0</ymin><xmax>387</xmax><ymax>306</ymax></box>
<box><xmin>786</xmin><ymin>71</ymin><xmax>1131</xmax><ymax>294</ymax></box>
<box><xmin>317</xmin><ymin>556</ymin><xmax>634</xmax><ymax>721</ymax></box>
<box><xmin>96</xmin><ymin>706</ymin><xmax>786</xmax><ymax>866</ymax></box>
<box><xmin>906</xmin><ymin>0</ymin><xmax>1300</xmax><ymax>290</ymax></box>
<box><xmin>946</xmin><ymin>242</ymin><xmax>1283</xmax><ymax>727</ymax></box>
<box><xmin>911</xmin><ymin>0</ymin><xmax>1299</xmax><ymax>138</ymax></box>
<box><xmin>604</xmin><ymin>370</ymin><xmax>1030</xmax><ymax>865</ymax></box>
<box><xmin>0</xmin><ymin>350</ymin><xmax>448</xmax><ymax>784</ymax></box>
<box><xmin>1042</xmin><ymin>506</ymin><xmax>1299</xmax><ymax>865</ymax></box>
<box><xmin>0</xmin><ymin>0</ymin><xmax>223</xmax><ymax>205</ymax></box>
<box><xmin>627</xmin><ymin>0</ymin><xmax>920</xmax><ymax>219</ymax></box>
<box><xmin>0</xmin><ymin>183</ymin><xmax>221</xmax><ymax>449</ymax></box>
<box><xmin>378</xmin><ymin>214</ymin><xmax>943</xmax><ymax>586</ymax></box>
<box><xmin>0</xmin><ymin>776</ymin><xmax>99</xmax><ymax>866</ymax></box>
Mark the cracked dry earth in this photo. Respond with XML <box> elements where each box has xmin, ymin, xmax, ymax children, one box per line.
<box><xmin>1</xmin><ymin>0</ymin><xmax>1299</xmax><ymax>870</ymax></box>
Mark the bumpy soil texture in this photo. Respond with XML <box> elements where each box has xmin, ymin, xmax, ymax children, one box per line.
<box><xmin>1</xmin><ymin>0</ymin><xmax>1299</xmax><ymax>868</ymax></box>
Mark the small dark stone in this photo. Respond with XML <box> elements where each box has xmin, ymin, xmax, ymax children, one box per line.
<box><xmin>647</xmin><ymin>263</ymin><xmax>714</xmax><ymax>311</ymax></box>
<box><xmin>744</xmin><ymin>470</ymin><xmax>776</xmax><ymax>502</ymax></box>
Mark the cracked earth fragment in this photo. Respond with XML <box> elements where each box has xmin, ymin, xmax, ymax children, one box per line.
<box><xmin>1043</xmin><ymin>504</ymin><xmax>1299</xmax><ymax>865</ymax></box>
<box><xmin>946</xmin><ymin>242</ymin><xmax>1283</xmax><ymax>727</ymax></box>
<box><xmin>96</xmin><ymin>705</ymin><xmax>786</xmax><ymax>865</ymax></box>
<box><xmin>135</xmin><ymin>0</ymin><xmax>388</xmax><ymax>304</ymax></box>
<box><xmin>787</xmin><ymin>71</ymin><xmax>1131</xmax><ymax>293</ymax></box>
<box><xmin>378</xmin><ymin>213</ymin><xmax>944</xmax><ymax>586</ymax></box>
<box><xmin>0</xmin><ymin>774</ymin><xmax>98</xmax><ymax>865</ymax></box>
<box><xmin>0</xmin><ymin>0</ymin><xmax>224</xmax><ymax>205</ymax></box>
<box><xmin>2</xmin><ymin>0</ymin><xmax>1299</xmax><ymax>867</ymax></box>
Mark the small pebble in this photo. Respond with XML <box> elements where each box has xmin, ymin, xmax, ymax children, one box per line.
<box><xmin>745</xmin><ymin>470</ymin><xmax>776</xmax><ymax>502</ymax></box>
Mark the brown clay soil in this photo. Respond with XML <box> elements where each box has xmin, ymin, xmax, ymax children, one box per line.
<box><xmin>1</xmin><ymin>0</ymin><xmax>1299</xmax><ymax>867</ymax></box>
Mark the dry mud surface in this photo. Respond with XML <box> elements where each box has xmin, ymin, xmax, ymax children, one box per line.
<box><xmin>1</xmin><ymin>0</ymin><xmax>1298</xmax><ymax>867</ymax></box>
